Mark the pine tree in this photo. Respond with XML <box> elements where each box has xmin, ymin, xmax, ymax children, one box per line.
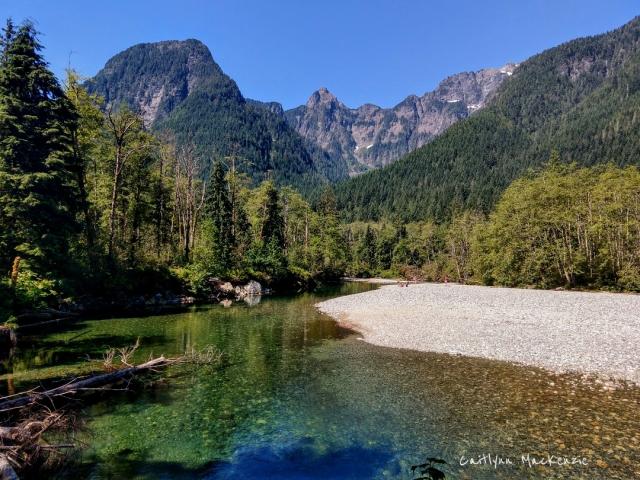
<box><xmin>260</xmin><ymin>181</ymin><xmax>284</xmax><ymax>249</ymax></box>
<box><xmin>204</xmin><ymin>161</ymin><xmax>234</xmax><ymax>273</ymax></box>
<box><xmin>0</xmin><ymin>20</ymin><xmax>79</xmax><ymax>278</ymax></box>
<box><xmin>360</xmin><ymin>226</ymin><xmax>377</xmax><ymax>272</ymax></box>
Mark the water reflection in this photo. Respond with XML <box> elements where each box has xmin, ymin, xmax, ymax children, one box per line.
<box><xmin>243</xmin><ymin>295</ymin><xmax>261</xmax><ymax>307</ymax></box>
<box><xmin>4</xmin><ymin>283</ymin><xmax>639</xmax><ymax>479</ymax></box>
<box><xmin>210</xmin><ymin>438</ymin><xmax>396</xmax><ymax>479</ymax></box>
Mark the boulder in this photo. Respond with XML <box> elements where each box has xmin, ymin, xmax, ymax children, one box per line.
<box><xmin>244</xmin><ymin>280</ymin><xmax>262</xmax><ymax>296</ymax></box>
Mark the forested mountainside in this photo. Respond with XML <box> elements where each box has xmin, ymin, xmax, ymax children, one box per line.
<box><xmin>3</xmin><ymin>14</ymin><xmax>640</xmax><ymax>334</ymax></box>
<box><xmin>336</xmin><ymin>16</ymin><xmax>640</xmax><ymax>221</ymax></box>
<box><xmin>85</xmin><ymin>40</ymin><xmax>343</xmax><ymax>191</ymax></box>
<box><xmin>86</xmin><ymin>39</ymin><xmax>516</xmax><ymax>189</ymax></box>
<box><xmin>285</xmin><ymin>65</ymin><xmax>516</xmax><ymax>175</ymax></box>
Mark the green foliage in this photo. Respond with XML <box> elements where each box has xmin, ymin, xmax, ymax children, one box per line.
<box><xmin>474</xmin><ymin>163</ymin><xmax>640</xmax><ymax>290</ymax></box>
<box><xmin>0</xmin><ymin>20</ymin><xmax>80</xmax><ymax>279</ymax></box>
<box><xmin>11</xmin><ymin>261</ymin><xmax>61</xmax><ymax>308</ymax></box>
<box><xmin>260</xmin><ymin>181</ymin><xmax>285</xmax><ymax>248</ymax></box>
<box><xmin>246</xmin><ymin>238</ymin><xmax>288</xmax><ymax>284</ymax></box>
<box><xmin>201</xmin><ymin>162</ymin><xmax>234</xmax><ymax>274</ymax></box>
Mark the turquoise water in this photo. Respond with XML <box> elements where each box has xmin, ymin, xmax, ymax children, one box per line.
<box><xmin>3</xmin><ymin>283</ymin><xmax>639</xmax><ymax>479</ymax></box>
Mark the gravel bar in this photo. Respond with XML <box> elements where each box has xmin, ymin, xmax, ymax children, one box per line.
<box><xmin>317</xmin><ymin>283</ymin><xmax>640</xmax><ymax>383</ymax></box>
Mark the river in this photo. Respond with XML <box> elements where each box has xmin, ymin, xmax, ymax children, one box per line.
<box><xmin>2</xmin><ymin>283</ymin><xmax>639</xmax><ymax>479</ymax></box>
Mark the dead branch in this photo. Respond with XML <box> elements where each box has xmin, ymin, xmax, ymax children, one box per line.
<box><xmin>0</xmin><ymin>356</ymin><xmax>173</xmax><ymax>413</ymax></box>
<box><xmin>0</xmin><ymin>343</ymin><xmax>220</xmax><ymax>478</ymax></box>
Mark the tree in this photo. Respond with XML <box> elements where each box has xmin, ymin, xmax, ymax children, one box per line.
<box><xmin>0</xmin><ymin>20</ymin><xmax>80</xmax><ymax>279</ymax></box>
<box><xmin>103</xmin><ymin>106</ymin><xmax>151</xmax><ymax>262</ymax></box>
<box><xmin>260</xmin><ymin>181</ymin><xmax>284</xmax><ymax>249</ymax></box>
<box><xmin>64</xmin><ymin>69</ymin><xmax>104</xmax><ymax>265</ymax></box>
<box><xmin>172</xmin><ymin>143</ymin><xmax>206</xmax><ymax>262</ymax></box>
<box><xmin>358</xmin><ymin>226</ymin><xmax>377</xmax><ymax>274</ymax></box>
<box><xmin>201</xmin><ymin>161</ymin><xmax>233</xmax><ymax>274</ymax></box>
<box><xmin>445</xmin><ymin>210</ymin><xmax>484</xmax><ymax>283</ymax></box>
<box><xmin>308</xmin><ymin>185</ymin><xmax>346</xmax><ymax>276</ymax></box>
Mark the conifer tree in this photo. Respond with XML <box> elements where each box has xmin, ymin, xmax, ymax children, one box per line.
<box><xmin>0</xmin><ymin>20</ymin><xmax>79</xmax><ymax>278</ymax></box>
<box><xmin>260</xmin><ymin>181</ymin><xmax>284</xmax><ymax>249</ymax></box>
<box><xmin>359</xmin><ymin>226</ymin><xmax>377</xmax><ymax>272</ymax></box>
<box><xmin>204</xmin><ymin>161</ymin><xmax>234</xmax><ymax>272</ymax></box>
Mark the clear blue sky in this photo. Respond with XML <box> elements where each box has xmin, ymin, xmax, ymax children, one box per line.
<box><xmin>1</xmin><ymin>0</ymin><xmax>638</xmax><ymax>109</ymax></box>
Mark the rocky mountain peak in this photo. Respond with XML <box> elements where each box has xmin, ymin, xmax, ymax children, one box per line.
<box><xmin>286</xmin><ymin>64</ymin><xmax>518</xmax><ymax>175</ymax></box>
<box><xmin>86</xmin><ymin>39</ymin><xmax>229</xmax><ymax>126</ymax></box>
<box><xmin>307</xmin><ymin>87</ymin><xmax>341</xmax><ymax>108</ymax></box>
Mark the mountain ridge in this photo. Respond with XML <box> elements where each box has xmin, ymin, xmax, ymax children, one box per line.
<box><xmin>86</xmin><ymin>38</ymin><xmax>515</xmax><ymax>186</ymax></box>
<box><xmin>284</xmin><ymin>63</ymin><xmax>517</xmax><ymax>175</ymax></box>
<box><xmin>335</xmin><ymin>16</ymin><xmax>640</xmax><ymax>221</ymax></box>
<box><xmin>85</xmin><ymin>39</ymin><xmax>337</xmax><ymax>191</ymax></box>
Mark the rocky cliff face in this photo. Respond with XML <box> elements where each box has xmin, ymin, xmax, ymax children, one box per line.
<box><xmin>86</xmin><ymin>40</ymin><xmax>336</xmax><ymax>190</ymax></box>
<box><xmin>87</xmin><ymin>38</ymin><xmax>517</xmax><ymax>183</ymax></box>
<box><xmin>285</xmin><ymin>64</ymin><xmax>518</xmax><ymax>175</ymax></box>
<box><xmin>86</xmin><ymin>39</ymin><xmax>226</xmax><ymax>127</ymax></box>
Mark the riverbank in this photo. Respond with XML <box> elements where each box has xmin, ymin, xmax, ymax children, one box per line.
<box><xmin>317</xmin><ymin>282</ymin><xmax>640</xmax><ymax>383</ymax></box>
<box><xmin>341</xmin><ymin>277</ymin><xmax>403</xmax><ymax>285</ymax></box>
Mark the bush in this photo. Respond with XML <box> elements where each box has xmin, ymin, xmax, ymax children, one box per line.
<box><xmin>12</xmin><ymin>263</ymin><xmax>60</xmax><ymax>309</ymax></box>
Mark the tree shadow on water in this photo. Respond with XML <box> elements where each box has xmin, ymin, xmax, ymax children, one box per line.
<box><xmin>53</xmin><ymin>449</ymin><xmax>220</xmax><ymax>480</ymax></box>
<box><xmin>207</xmin><ymin>438</ymin><xmax>396</xmax><ymax>479</ymax></box>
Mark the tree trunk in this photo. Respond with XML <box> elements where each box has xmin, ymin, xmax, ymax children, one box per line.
<box><xmin>0</xmin><ymin>357</ymin><xmax>170</xmax><ymax>412</ymax></box>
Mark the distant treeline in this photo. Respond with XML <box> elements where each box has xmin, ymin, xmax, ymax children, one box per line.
<box><xmin>346</xmin><ymin>159</ymin><xmax>640</xmax><ymax>291</ymax></box>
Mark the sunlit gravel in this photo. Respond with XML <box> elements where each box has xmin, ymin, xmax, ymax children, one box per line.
<box><xmin>317</xmin><ymin>283</ymin><xmax>640</xmax><ymax>383</ymax></box>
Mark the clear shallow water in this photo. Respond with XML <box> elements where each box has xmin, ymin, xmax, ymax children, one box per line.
<box><xmin>2</xmin><ymin>283</ymin><xmax>640</xmax><ymax>479</ymax></box>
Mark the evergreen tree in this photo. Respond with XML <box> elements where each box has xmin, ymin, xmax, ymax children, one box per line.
<box><xmin>0</xmin><ymin>20</ymin><xmax>80</xmax><ymax>278</ymax></box>
<box><xmin>359</xmin><ymin>226</ymin><xmax>377</xmax><ymax>273</ymax></box>
<box><xmin>203</xmin><ymin>161</ymin><xmax>234</xmax><ymax>273</ymax></box>
<box><xmin>260</xmin><ymin>181</ymin><xmax>284</xmax><ymax>249</ymax></box>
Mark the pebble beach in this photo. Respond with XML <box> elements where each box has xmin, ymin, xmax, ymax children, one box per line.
<box><xmin>317</xmin><ymin>282</ymin><xmax>640</xmax><ymax>383</ymax></box>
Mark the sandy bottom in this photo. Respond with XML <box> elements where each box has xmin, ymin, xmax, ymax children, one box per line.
<box><xmin>317</xmin><ymin>282</ymin><xmax>640</xmax><ymax>383</ymax></box>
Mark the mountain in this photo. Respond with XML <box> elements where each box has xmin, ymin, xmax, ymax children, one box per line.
<box><xmin>86</xmin><ymin>40</ymin><xmax>342</xmax><ymax>191</ymax></box>
<box><xmin>336</xmin><ymin>16</ymin><xmax>640</xmax><ymax>221</ymax></box>
<box><xmin>285</xmin><ymin>65</ymin><xmax>517</xmax><ymax>175</ymax></box>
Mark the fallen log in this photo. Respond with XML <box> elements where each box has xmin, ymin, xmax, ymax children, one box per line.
<box><xmin>0</xmin><ymin>343</ymin><xmax>220</xmax><ymax>478</ymax></box>
<box><xmin>0</xmin><ymin>356</ymin><xmax>172</xmax><ymax>412</ymax></box>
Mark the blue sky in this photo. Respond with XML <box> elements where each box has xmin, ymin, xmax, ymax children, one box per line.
<box><xmin>1</xmin><ymin>1</ymin><xmax>638</xmax><ymax>109</ymax></box>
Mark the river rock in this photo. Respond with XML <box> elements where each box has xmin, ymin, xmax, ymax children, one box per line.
<box><xmin>244</xmin><ymin>280</ymin><xmax>262</xmax><ymax>296</ymax></box>
<box><xmin>233</xmin><ymin>280</ymin><xmax>262</xmax><ymax>299</ymax></box>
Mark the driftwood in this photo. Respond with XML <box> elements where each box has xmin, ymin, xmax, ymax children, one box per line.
<box><xmin>0</xmin><ymin>412</ymin><xmax>71</xmax><ymax>479</ymax></box>
<box><xmin>0</xmin><ymin>356</ymin><xmax>173</xmax><ymax>413</ymax></box>
<box><xmin>0</xmin><ymin>342</ymin><xmax>220</xmax><ymax>478</ymax></box>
